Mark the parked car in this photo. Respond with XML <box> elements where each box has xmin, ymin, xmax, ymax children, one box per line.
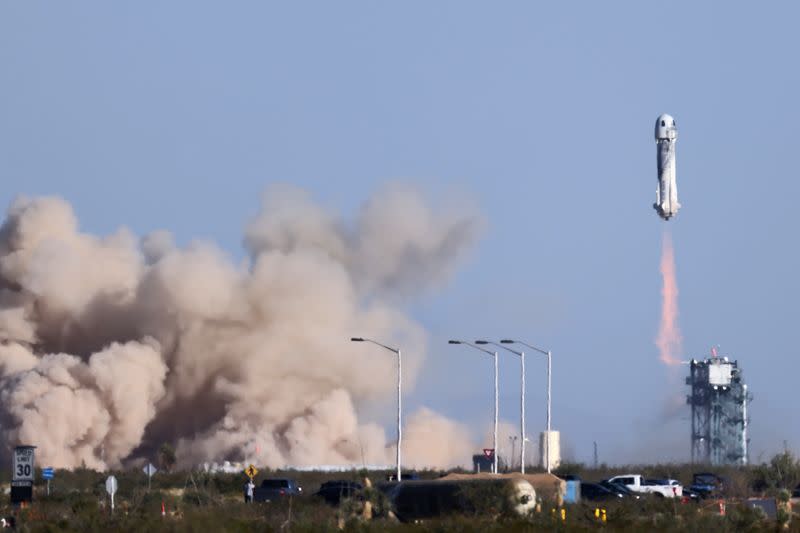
<box><xmin>651</xmin><ymin>478</ymin><xmax>699</xmax><ymax>502</ymax></box>
<box><xmin>689</xmin><ymin>472</ymin><xmax>725</xmax><ymax>499</ymax></box>
<box><xmin>314</xmin><ymin>480</ymin><xmax>363</xmax><ymax>505</ymax></box>
<box><xmin>580</xmin><ymin>482</ymin><xmax>625</xmax><ymax>502</ymax></box>
<box><xmin>387</xmin><ymin>472</ymin><xmax>420</xmax><ymax>481</ymax></box>
<box><xmin>681</xmin><ymin>487</ymin><xmax>701</xmax><ymax>502</ymax></box>
<box><xmin>253</xmin><ymin>479</ymin><xmax>302</xmax><ymax>502</ymax></box>
<box><xmin>599</xmin><ymin>480</ymin><xmax>641</xmax><ymax>500</ymax></box>
<box><xmin>653</xmin><ymin>478</ymin><xmax>683</xmax><ymax>492</ymax></box>
<box><xmin>606</xmin><ymin>475</ymin><xmax>683</xmax><ymax>498</ymax></box>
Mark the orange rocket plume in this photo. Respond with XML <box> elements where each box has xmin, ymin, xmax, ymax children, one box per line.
<box><xmin>656</xmin><ymin>230</ymin><xmax>682</xmax><ymax>366</ymax></box>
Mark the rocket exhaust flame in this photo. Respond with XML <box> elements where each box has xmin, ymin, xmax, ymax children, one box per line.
<box><xmin>656</xmin><ymin>230</ymin><xmax>682</xmax><ymax>366</ymax></box>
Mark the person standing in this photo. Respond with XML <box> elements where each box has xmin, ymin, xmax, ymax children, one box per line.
<box><xmin>244</xmin><ymin>479</ymin><xmax>255</xmax><ymax>503</ymax></box>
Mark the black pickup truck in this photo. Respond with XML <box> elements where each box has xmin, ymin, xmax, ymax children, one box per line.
<box><xmin>253</xmin><ymin>478</ymin><xmax>302</xmax><ymax>502</ymax></box>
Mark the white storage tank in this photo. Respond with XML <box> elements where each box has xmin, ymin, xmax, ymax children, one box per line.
<box><xmin>539</xmin><ymin>431</ymin><xmax>561</xmax><ymax>470</ymax></box>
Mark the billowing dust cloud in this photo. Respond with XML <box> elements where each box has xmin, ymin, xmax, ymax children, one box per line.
<box><xmin>655</xmin><ymin>230</ymin><xmax>682</xmax><ymax>366</ymax></box>
<box><xmin>0</xmin><ymin>184</ymin><xmax>483</xmax><ymax>469</ymax></box>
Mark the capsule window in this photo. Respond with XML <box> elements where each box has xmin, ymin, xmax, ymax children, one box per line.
<box><xmin>661</xmin><ymin>120</ymin><xmax>665</xmax><ymax>127</ymax></box>
<box><xmin>673</xmin><ymin>120</ymin><xmax>676</xmax><ymax>126</ymax></box>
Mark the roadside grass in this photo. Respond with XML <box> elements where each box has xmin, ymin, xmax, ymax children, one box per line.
<box><xmin>3</xmin><ymin>458</ymin><xmax>799</xmax><ymax>531</ymax></box>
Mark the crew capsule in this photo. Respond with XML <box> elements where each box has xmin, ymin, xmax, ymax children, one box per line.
<box><xmin>655</xmin><ymin>113</ymin><xmax>677</xmax><ymax>141</ymax></box>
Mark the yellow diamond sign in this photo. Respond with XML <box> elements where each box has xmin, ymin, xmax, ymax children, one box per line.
<box><xmin>245</xmin><ymin>464</ymin><xmax>258</xmax><ymax>479</ymax></box>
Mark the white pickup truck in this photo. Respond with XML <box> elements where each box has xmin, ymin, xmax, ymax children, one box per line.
<box><xmin>607</xmin><ymin>475</ymin><xmax>683</xmax><ymax>498</ymax></box>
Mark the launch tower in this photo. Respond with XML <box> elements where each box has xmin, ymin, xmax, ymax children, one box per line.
<box><xmin>686</xmin><ymin>353</ymin><xmax>751</xmax><ymax>465</ymax></box>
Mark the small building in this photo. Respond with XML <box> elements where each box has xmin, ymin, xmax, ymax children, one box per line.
<box><xmin>472</xmin><ymin>453</ymin><xmax>507</xmax><ymax>473</ymax></box>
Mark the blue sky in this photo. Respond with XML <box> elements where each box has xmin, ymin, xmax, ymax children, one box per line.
<box><xmin>1</xmin><ymin>2</ymin><xmax>798</xmax><ymax>465</ymax></box>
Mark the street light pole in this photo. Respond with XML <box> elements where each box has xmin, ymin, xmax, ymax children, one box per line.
<box><xmin>502</xmin><ymin>339</ymin><xmax>553</xmax><ymax>474</ymax></box>
<box><xmin>351</xmin><ymin>337</ymin><xmax>402</xmax><ymax>482</ymax></box>
<box><xmin>494</xmin><ymin>347</ymin><xmax>498</xmax><ymax>474</ymax></box>
<box><xmin>521</xmin><ymin>351</ymin><xmax>526</xmax><ymax>473</ymax></box>
<box><xmin>449</xmin><ymin>340</ymin><xmax>499</xmax><ymax>474</ymax></box>
<box><xmin>476</xmin><ymin>340</ymin><xmax>526</xmax><ymax>474</ymax></box>
<box><xmin>547</xmin><ymin>350</ymin><xmax>551</xmax><ymax>471</ymax></box>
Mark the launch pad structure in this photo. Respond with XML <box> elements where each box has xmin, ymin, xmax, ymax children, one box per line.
<box><xmin>686</xmin><ymin>354</ymin><xmax>751</xmax><ymax>466</ymax></box>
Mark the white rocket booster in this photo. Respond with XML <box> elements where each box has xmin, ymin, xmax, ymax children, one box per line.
<box><xmin>654</xmin><ymin>114</ymin><xmax>680</xmax><ymax>220</ymax></box>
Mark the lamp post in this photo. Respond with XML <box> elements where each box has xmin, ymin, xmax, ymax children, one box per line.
<box><xmin>449</xmin><ymin>339</ymin><xmax>499</xmax><ymax>474</ymax></box>
<box><xmin>351</xmin><ymin>337</ymin><xmax>402</xmax><ymax>481</ymax></box>
<box><xmin>476</xmin><ymin>340</ymin><xmax>526</xmax><ymax>473</ymax></box>
<box><xmin>502</xmin><ymin>339</ymin><xmax>552</xmax><ymax>473</ymax></box>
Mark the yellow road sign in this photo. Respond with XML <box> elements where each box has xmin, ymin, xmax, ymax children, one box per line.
<box><xmin>245</xmin><ymin>464</ymin><xmax>258</xmax><ymax>479</ymax></box>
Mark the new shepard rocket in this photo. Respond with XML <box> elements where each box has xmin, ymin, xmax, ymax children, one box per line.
<box><xmin>654</xmin><ymin>114</ymin><xmax>680</xmax><ymax>220</ymax></box>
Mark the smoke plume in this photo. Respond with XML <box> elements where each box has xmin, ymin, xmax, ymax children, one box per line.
<box><xmin>402</xmin><ymin>408</ymin><xmax>474</xmax><ymax>469</ymax></box>
<box><xmin>656</xmin><ymin>230</ymin><xmax>682</xmax><ymax>366</ymax></box>
<box><xmin>0</xmin><ymin>184</ymin><xmax>483</xmax><ymax>469</ymax></box>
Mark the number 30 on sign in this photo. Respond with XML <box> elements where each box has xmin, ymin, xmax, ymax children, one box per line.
<box><xmin>13</xmin><ymin>446</ymin><xmax>35</xmax><ymax>482</ymax></box>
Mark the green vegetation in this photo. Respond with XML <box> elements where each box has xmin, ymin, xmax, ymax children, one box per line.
<box><xmin>2</xmin><ymin>453</ymin><xmax>800</xmax><ymax>531</ymax></box>
<box><xmin>157</xmin><ymin>444</ymin><xmax>177</xmax><ymax>473</ymax></box>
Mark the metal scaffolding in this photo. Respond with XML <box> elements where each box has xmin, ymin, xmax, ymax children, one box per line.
<box><xmin>686</xmin><ymin>354</ymin><xmax>751</xmax><ymax>466</ymax></box>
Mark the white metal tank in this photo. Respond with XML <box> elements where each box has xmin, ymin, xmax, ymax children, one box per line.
<box><xmin>539</xmin><ymin>431</ymin><xmax>561</xmax><ymax>470</ymax></box>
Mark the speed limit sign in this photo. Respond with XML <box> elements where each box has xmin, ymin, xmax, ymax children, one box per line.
<box><xmin>12</xmin><ymin>446</ymin><xmax>35</xmax><ymax>483</ymax></box>
<box><xmin>10</xmin><ymin>445</ymin><xmax>36</xmax><ymax>504</ymax></box>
